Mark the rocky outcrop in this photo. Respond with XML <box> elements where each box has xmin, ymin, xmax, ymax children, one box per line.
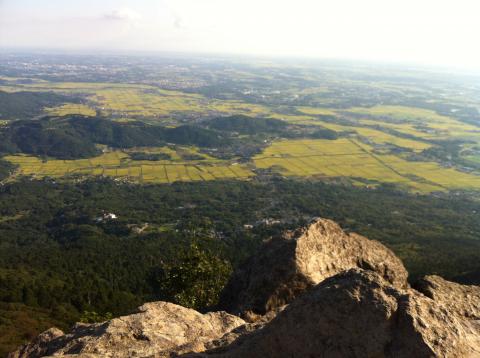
<box><xmin>202</xmin><ymin>269</ymin><xmax>480</xmax><ymax>357</ymax></box>
<box><xmin>9</xmin><ymin>302</ymin><xmax>245</xmax><ymax>358</ymax></box>
<box><xmin>218</xmin><ymin>218</ymin><xmax>408</xmax><ymax>319</ymax></box>
<box><xmin>8</xmin><ymin>329</ymin><xmax>65</xmax><ymax>358</ymax></box>
<box><xmin>415</xmin><ymin>275</ymin><xmax>480</xmax><ymax>319</ymax></box>
<box><xmin>10</xmin><ymin>218</ymin><xmax>480</xmax><ymax>358</ymax></box>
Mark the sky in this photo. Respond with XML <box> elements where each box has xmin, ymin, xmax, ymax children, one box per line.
<box><xmin>1</xmin><ymin>0</ymin><xmax>480</xmax><ymax>69</ymax></box>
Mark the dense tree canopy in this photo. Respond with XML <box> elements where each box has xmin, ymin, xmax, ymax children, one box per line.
<box><xmin>0</xmin><ymin>116</ymin><xmax>230</xmax><ymax>159</ymax></box>
<box><xmin>0</xmin><ymin>91</ymin><xmax>76</xmax><ymax>120</ymax></box>
<box><xmin>1</xmin><ymin>177</ymin><xmax>480</xmax><ymax>355</ymax></box>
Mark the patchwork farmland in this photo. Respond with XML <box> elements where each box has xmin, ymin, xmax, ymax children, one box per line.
<box><xmin>2</xmin><ymin>77</ymin><xmax>480</xmax><ymax>194</ymax></box>
<box><xmin>253</xmin><ymin>138</ymin><xmax>480</xmax><ymax>192</ymax></box>
<box><xmin>5</xmin><ymin>150</ymin><xmax>254</xmax><ymax>184</ymax></box>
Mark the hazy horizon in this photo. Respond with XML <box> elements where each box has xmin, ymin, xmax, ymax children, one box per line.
<box><xmin>1</xmin><ymin>0</ymin><xmax>480</xmax><ymax>71</ymax></box>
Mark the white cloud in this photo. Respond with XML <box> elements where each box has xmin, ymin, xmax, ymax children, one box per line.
<box><xmin>1</xmin><ymin>0</ymin><xmax>480</xmax><ymax>69</ymax></box>
<box><xmin>173</xmin><ymin>15</ymin><xmax>183</xmax><ymax>29</ymax></box>
<box><xmin>103</xmin><ymin>8</ymin><xmax>141</xmax><ymax>21</ymax></box>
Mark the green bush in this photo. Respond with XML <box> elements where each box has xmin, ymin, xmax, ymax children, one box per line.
<box><xmin>153</xmin><ymin>243</ymin><xmax>232</xmax><ymax>311</ymax></box>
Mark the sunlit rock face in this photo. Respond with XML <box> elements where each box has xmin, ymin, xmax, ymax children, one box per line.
<box><xmin>218</xmin><ymin>218</ymin><xmax>408</xmax><ymax>319</ymax></box>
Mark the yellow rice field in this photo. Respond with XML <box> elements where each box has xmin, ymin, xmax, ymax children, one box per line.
<box><xmin>45</xmin><ymin>104</ymin><xmax>96</xmax><ymax>116</ymax></box>
<box><xmin>253</xmin><ymin>138</ymin><xmax>480</xmax><ymax>192</ymax></box>
<box><xmin>3</xmin><ymin>79</ymin><xmax>480</xmax><ymax>193</ymax></box>
<box><xmin>4</xmin><ymin>150</ymin><xmax>254</xmax><ymax>184</ymax></box>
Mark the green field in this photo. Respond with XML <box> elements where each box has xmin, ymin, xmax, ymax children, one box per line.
<box><xmin>0</xmin><ymin>80</ymin><xmax>273</xmax><ymax>122</ymax></box>
<box><xmin>253</xmin><ymin>138</ymin><xmax>480</xmax><ymax>192</ymax></box>
<box><xmin>4</xmin><ymin>79</ymin><xmax>478</xmax><ymax>146</ymax></box>
<box><xmin>45</xmin><ymin>103</ymin><xmax>96</xmax><ymax>116</ymax></box>
<box><xmin>2</xmin><ymin>79</ymin><xmax>480</xmax><ymax>193</ymax></box>
<box><xmin>346</xmin><ymin>105</ymin><xmax>480</xmax><ymax>141</ymax></box>
<box><xmin>7</xmin><ymin>135</ymin><xmax>480</xmax><ymax>193</ymax></box>
<box><xmin>5</xmin><ymin>148</ymin><xmax>254</xmax><ymax>184</ymax></box>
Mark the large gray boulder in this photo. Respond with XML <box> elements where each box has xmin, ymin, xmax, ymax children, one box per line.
<box><xmin>12</xmin><ymin>271</ymin><xmax>480</xmax><ymax>358</ymax></box>
<box><xmin>203</xmin><ymin>270</ymin><xmax>480</xmax><ymax>358</ymax></box>
<box><xmin>9</xmin><ymin>302</ymin><xmax>245</xmax><ymax>358</ymax></box>
<box><xmin>218</xmin><ymin>218</ymin><xmax>408</xmax><ymax>319</ymax></box>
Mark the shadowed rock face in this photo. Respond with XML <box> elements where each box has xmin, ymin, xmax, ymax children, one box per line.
<box><xmin>218</xmin><ymin>218</ymin><xmax>408</xmax><ymax>319</ymax></box>
<box><xmin>414</xmin><ymin>275</ymin><xmax>480</xmax><ymax>319</ymax></box>
<box><xmin>202</xmin><ymin>270</ymin><xmax>480</xmax><ymax>358</ymax></box>
<box><xmin>9</xmin><ymin>218</ymin><xmax>480</xmax><ymax>358</ymax></box>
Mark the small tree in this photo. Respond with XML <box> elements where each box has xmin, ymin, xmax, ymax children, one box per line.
<box><xmin>79</xmin><ymin>310</ymin><xmax>113</xmax><ymax>323</ymax></box>
<box><xmin>154</xmin><ymin>243</ymin><xmax>232</xmax><ymax>311</ymax></box>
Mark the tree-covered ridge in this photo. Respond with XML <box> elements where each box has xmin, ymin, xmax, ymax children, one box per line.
<box><xmin>205</xmin><ymin>115</ymin><xmax>289</xmax><ymax>134</ymax></box>
<box><xmin>0</xmin><ymin>91</ymin><xmax>76</xmax><ymax>120</ymax></box>
<box><xmin>0</xmin><ymin>159</ymin><xmax>15</xmax><ymax>181</ymax></box>
<box><xmin>205</xmin><ymin>114</ymin><xmax>339</xmax><ymax>140</ymax></box>
<box><xmin>0</xmin><ymin>114</ymin><xmax>341</xmax><ymax>162</ymax></box>
<box><xmin>0</xmin><ymin>118</ymin><xmax>101</xmax><ymax>159</ymax></box>
<box><xmin>0</xmin><ymin>116</ymin><xmax>230</xmax><ymax>159</ymax></box>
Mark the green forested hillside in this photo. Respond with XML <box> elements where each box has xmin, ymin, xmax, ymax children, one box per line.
<box><xmin>205</xmin><ymin>114</ymin><xmax>339</xmax><ymax>140</ymax></box>
<box><xmin>0</xmin><ymin>114</ymin><xmax>338</xmax><ymax>162</ymax></box>
<box><xmin>206</xmin><ymin>115</ymin><xmax>288</xmax><ymax>134</ymax></box>
<box><xmin>0</xmin><ymin>160</ymin><xmax>15</xmax><ymax>181</ymax></box>
<box><xmin>1</xmin><ymin>178</ymin><xmax>480</xmax><ymax>355</ymax></box>
<box><xmin>0</xmin><ymin>91</ymin><xmax>75</xmax><ymax>120</ymax></box>
<box><xmin>0</xmin><ymin>116</ymin><xmax>230</xmax><ymax>159</ymax></box>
